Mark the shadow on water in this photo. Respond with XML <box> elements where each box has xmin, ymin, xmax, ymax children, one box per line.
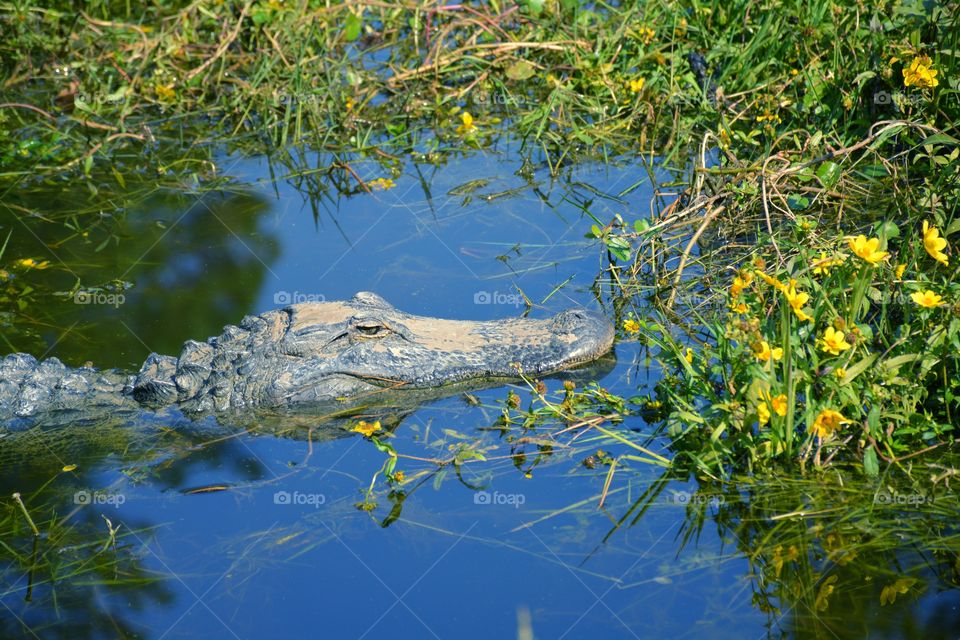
<box><xmin>1</xmin><ymin>141</ymin><xmax>958</xmax><ymax>638</ymax></box>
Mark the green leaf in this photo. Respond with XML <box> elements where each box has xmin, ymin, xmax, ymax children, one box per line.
<box><xmin>863</xmin><ymin>446</ymin><xmax>879</xmax><ymax>477</ymax></box>
<box><xmin>787</xmin><ymin>194</ymin><xmax>810</xmax><ymax>210</ymax></box>
<box><xmin>840</xmin><ymin>353</ymin><xmax>878</xmax><ymax>384</ymax></box>
<box><xmin>918</xmin><ymin>133</ymin><xmax>960</xmax><ymax>146</ymax></box>
<box><xmin>522</xmin><ymin>0</ymin><xmax>546</xmax><ymax>17</ymax></box>
<box><xmin>343</xmin><ymin>13</ymin><xmax>362</xmax><ymax>41</ymax></box>
<box><xmin>882</xmin><ymin>353</ymin><xmax>920</xmax><ymax>371</ymax></box>
<box><xmin>878</xmin><ymin>220</ymin><xmax>900</xmax><ymax>239</ymax></box>
<box><xmin>816</xmin><ymin>161</ymin><xmax>841</xmax><ymax>188</ymax></box>
<box><xmin>867</xmin><ymin>405</ymin><xmax>881</xmax><ymax>436</ymax></box>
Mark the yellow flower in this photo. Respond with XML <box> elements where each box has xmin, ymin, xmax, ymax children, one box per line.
<box><xmin>819</xmin><ymin>326</ymin><xmax>852</xmax><ymax>356</ymax></box>
<box><xmin>730</xmin><ymin>275</ymin><xmax>748</xmax><ymax>297</ymax></box>
<box><xmin>902</xmin><ymin>55</ymin><xmax>939</xmax><ymax>89</ymax></box>
<box><xmin>345</xmin><ymin>97</ymin><xmax>355</xmax><ymax>111</ymax></box>
<box><xmin>894</xmin><ymin>263</ymin><xmax>907</xmax><ymax>280</ymax></box>
<box><xmin>770</xmin><ymin>394</ymin><xmax>788</xmax><ymax>417</ymax></box>
<box><xmin>834</xmin><ymin>367</ymin><xmax>846</xmax><ymax>380</ymax></box>
<box><xmin>847</xmin><ymin>235</ymin><xmax>889</xmax><ymax>264</ymax></box>
<box><xmin>628</xmin><ymin>77</ymin><xmax>646</xmax><ymax>93</ymax></box>
<box><xmin>730</xmin><ymin>301</ymin><xmax>748</xmax><ymax>314</ymax></box>
<box><xmin>812</xmin><ymin>252</ymin><xmax>845</xmax><ymax>276</ymax></box>
<box><xmin>636</xmin><ymin>26</ymin><xmax>655</xmax><ymax>45</ymax></box>
<box><xmin>755</xmin><ymin>270</ymin><xmax>786</xmax><ymax>292</ymax></box>
<box><xmin>352</xmin><ymin>420</ymin><xmax>381</xmax><ymax>437</ymax></box>
<box><xmin>155</xmin><ymin>83</ymin><xmax>176</xmax><ymax>101</ymax></box>
<box><xmin>15</xmin><ymin>258</ymin><xmax>50</xmax><ymax>270</ymax></box>
<box><xmin>911</xmin><ymin>290</ymin><xmax>944</xmax><ymax>308</ymax></box>
<box><xmin>757</xmin><ymin>402</ymin><xmax>771</xmax><ymax>426</ymax></box>
<box><xmin>623</xmin><ymin>319</ymin><xmax>640</xmax><ymax>334</ymax></box>
<box><xmin>368</xmin><ymin>177</ymin><xmax>396</xmax><ymax>191</ymax></box>
<box><xmin>783</xmin><ymin>280</ymin><xmax>812</xmax><ymax>322</ymax></box>
<box><xmin>922</xmin><ymin>220</ymin><xmax>949</xmax><ymax>266</ymax></box>
<box><xmin>684</xmin><ymin>348</ymin><xmax>694</xmax><ymax>364</ymax></box>
<box><xmin>393</xmin><ymin>470</ymin><xmax>405</xmax><ymax>482</ymax></box>
<box><xmin>811</xmin><ymin>409</ymin><xmax>848</xmax><ymax>439</ymax></box>
<box><xmin>456</xmin><ymin>111</ymin><xmax>477</xmax><ymax>135</ymax></box>
<box><xmin>754</xmin><ymin>341</ymin><xmax>783</xmax><ymax>362</ymax></box>
<box><xmin>756</xmin><ymin>113</ymin><xmax>782</xmax><ymax>125</ymax></box>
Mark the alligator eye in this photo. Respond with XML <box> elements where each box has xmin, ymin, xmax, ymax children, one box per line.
<box><xmin>355</xmin><ymin>322</ymin><xmax>389</xmax><ymax>338</ymax></box>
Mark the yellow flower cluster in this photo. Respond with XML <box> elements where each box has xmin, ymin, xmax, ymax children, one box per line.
<box><xmin>635</xmin><ymin>26</ymin><xmax>655</xmax><ymax>45</ymax></box>
<box><xmin>757</xmin><ymin>393</ymin><xmax>788</xmax><ymax>426</ymax></box>
<box><xmin>368</xmin><ymin>177</ymin><xmax>396</xmax><ymax>191</ymax></box>
<box><xmin>902</xmin><ymin>55</ymin><xmax>939</xmax><ymax>89</ymax></box>
<box><xmin>811</xmin><ymin>252</ymin><xmax>845</xmax><ymax>276</ymax></box>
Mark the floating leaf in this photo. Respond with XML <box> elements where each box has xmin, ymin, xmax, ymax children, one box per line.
<box><xmin>505</xmin><ymin>60</ymin><xmax>535</xmax><ymax>81</ymax></box>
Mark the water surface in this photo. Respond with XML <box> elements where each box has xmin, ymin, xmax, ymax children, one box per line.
<box><xmin>2</xmin><ymin>142</ymin><xmax>958</xmax><ymax>639</ymax></box>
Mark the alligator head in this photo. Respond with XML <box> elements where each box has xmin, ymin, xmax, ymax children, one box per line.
<box><xmin>131</xmin><ymin>292</ymin><xmax>615</xmax><ymax>413</ymax></box>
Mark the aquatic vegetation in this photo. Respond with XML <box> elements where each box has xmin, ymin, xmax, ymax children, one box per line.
<box><xmin>637</xmin><ymin>219</ymin><xmax>959</xmax><ymax>474</ymax></box>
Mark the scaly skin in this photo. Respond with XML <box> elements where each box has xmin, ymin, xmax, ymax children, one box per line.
<box><xmin>0</xmin><ymin>292</ymin><xmax>614</xmax><ymax>425</ymax></box>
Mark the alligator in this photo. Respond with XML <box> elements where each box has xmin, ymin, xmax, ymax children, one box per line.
<box><xmin>0</xmin><ymin>292</ymin><xmax>614</xmax><ymax>428</ymax></box>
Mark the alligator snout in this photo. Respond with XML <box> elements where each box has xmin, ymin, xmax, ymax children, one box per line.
<box><xmin>546</xmin><ymin>308</ymin><xmax>615</xmax><ymax>368</ymax></box>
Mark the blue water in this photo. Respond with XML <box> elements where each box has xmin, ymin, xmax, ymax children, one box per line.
<box><xmin>3</xmin><ymin>143</ymin><xmax>958</xmax><ymax>639</ymax></box>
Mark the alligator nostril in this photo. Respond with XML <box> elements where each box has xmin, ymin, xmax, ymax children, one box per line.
<box><xmin>553</xmin><ymin>308</ymin><xmax>592</xmax><ymax>331</ymax></box>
